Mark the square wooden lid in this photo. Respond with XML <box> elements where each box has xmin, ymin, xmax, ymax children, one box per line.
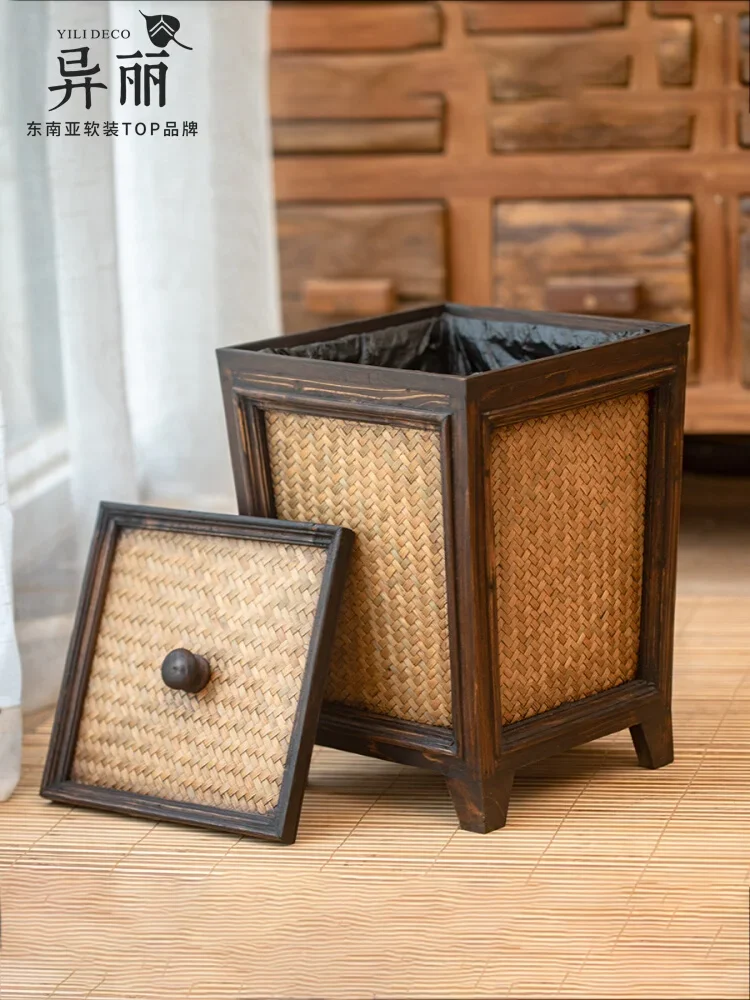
<box><xmin>41</xmin><ymin>503</ymin><xmax>353</xmax><ymax>843</ymax></box>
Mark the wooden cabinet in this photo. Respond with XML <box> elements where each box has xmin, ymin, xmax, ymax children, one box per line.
<box><xmin>493</xmin><ymin>199</ymin><xmax>695</xmax><ymax>369</ymax></box>
<box><xmin>740</xmin><ymin>198</ymin><xmax>750</xmax><ymax>385</ymax></box>
<box><xmin>277</xmin><ymin>203</ymin><xmax>446</xmax><ymax>332</ymax></box>
<box><xmin>271</xmin><ymin>0</ymin><xmax>750</xmax><ymax>432</ymax></box>
<box><xmin>270</xmin><ymin>4</ymin><xmax>445</xmax><ymax>155</ymax></box>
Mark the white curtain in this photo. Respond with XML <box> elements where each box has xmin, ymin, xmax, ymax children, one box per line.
<box><xmin>0</xmin><ymin>0</ymin><xmax>280</xmax><ymax>797</ymax></box>
<box><xmin>0</xmin><ymin>398</ymin><xmax>22</xmax><ymax>800</ymax></box>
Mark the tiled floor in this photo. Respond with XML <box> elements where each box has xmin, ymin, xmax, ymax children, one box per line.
<box><xmin>2</xmin><ymin>474</ymin><xmax>749</xmax><ymax>999</ymax></box>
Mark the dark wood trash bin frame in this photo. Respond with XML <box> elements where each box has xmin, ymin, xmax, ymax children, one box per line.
<box><xmin>218</xmin><ymin>303</ymin><xmax>688</xmax><ymax>834</ymax></box>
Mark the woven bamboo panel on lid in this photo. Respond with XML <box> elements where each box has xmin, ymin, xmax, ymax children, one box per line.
<box><xmin>490</xmin><ymin>392</ymin><xmax>649</xmax><ymax>724</ymax></box>
<box><xmin>71</xmin><ymin>527</ymin><xmax>328</xmax><ymax>814</ymax></box>
<box><xmin>265</xmin><ymin>409</ymin><xmax>453</xmax><ymax>728</ymax></box>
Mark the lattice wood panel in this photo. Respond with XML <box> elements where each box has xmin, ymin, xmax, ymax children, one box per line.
<box><xmin>271</xmin><ymin>0</ymin><xmax>750</xmax><ymax>431</ymax></box>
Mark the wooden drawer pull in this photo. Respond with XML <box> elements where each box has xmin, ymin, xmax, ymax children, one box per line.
<box><xmin>545</xmin><ymin>276</ymin><xmax>641</xmax><ymax>316</ymax></box>
<box><xmin>161</xmin><ymin>649</ymin><xmax>211</xmax><ymax>693</ymax></box>
<box><xmin>303</xmin><ymin>278</ymin><xmax>396</xmax><ymax>317</ymax></box>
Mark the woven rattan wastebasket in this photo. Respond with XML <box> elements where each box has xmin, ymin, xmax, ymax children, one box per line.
<box><xmin>218</xmin><ymin>304</ymin><xmax>688</xmax><ymax>833</ymax></box>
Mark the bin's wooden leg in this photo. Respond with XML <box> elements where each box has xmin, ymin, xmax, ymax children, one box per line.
<box><xmin>446</xmin><ymin>768</ymin><xmax>515</xmax><ymax>834</ymax></box>
<box><xmin>630</xmin><ymin>707</ymin><xmax>674</xmax><ymax>769</ymax></box>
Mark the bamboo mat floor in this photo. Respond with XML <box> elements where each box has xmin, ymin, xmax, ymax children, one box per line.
<box><xmin>3</xmin><ymin>491</ymin><xmax>750</xmax><ymax>998</ymax></box>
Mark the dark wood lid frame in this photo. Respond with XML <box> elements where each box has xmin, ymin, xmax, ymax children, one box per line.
<box><xmin>41</xmin><ymin>503</ymin><xmax>353</xmax><ymax>844</ymax></box>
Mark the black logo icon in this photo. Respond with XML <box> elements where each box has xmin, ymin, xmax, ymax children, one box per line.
<box><xmin>139</xmin><ymin>11</ymin><xmax>192</xmax><ymax>50</ymax></box>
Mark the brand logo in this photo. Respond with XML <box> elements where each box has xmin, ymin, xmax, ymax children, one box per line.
<box><xmin>47</xmin><ymin>11</ymin><xmax>191</xmax><ymax>111</ymax></box>
<box><xmin>140</xmin><ymin>11</ymin><xmax>192</xmax><ymax>50</ymax></box>
<box><xmin>57</xmin><ymin>29</ymin><xmax>131</xmax><ymax>40</ymax></box>
<box><xmin>29</xmin><ymin>11</ymin><xmax>197</xmax><ymax>139</ymax></box>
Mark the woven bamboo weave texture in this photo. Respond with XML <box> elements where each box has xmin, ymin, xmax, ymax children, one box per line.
<box><xmin>265</xmin><ymin>410</ymin><xmax>452</xmax><ymax>727</ymax></box>
<box><xmin>490</xmin><ymin>393</ymin><xmax>649</xmax><ymax>725</ymax></box>
<box><xmin>71</xmin><ymin>528</ymin><xmax>328</xmax><ymax>813</ymax></box>
<box><xmin>5</xmin><ymin>585</ymin><xmax>750</xmax><ymax>999</ymax></box>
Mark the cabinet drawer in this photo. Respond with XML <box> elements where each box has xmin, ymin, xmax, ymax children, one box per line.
<box><xmin>482</xmin><ymin>23</ymin><xmax>692</xmax><ymax>100</ymax></box>
<box><xmin>464</xmin><ymin>1</ymin><xmax>625</xmax><ymax>33</ymax></box>
<box><xmin>271</xmin><ymin>3</ymin><xmax>442</xmax><ymax>53</ymax></box>
<box><xmin>485</xmin><ymin>34</ymin><xmax>630</xmax><ymax>101</ymax></box>
<box><xmin>740</xmin><ymin>199</ymin><xmax>750</xmax><ymax>387</ymax></box>
<box><xmin>277</xmin><ymin>203</ymin><xmax>447</xmax><ymax>333</ymax></box>
<box><xmin>490</xmin><ymin>103</ymin><xmax>693</xmax><ymax>153</ymax></box>
<box><xmin>740</xmin><ymin>15</ymin><xmax>750</xmax><ymax>146</ymax></box>
<box><xmin>475</xmin><ymin>3</ymin><xmax>693</xmax><ymax>152</ymax></box>
<box><xmin>493</xmin><ymin>199</ymin><xmax>695</xmax><ymax>364</ymax></box>
<box><xmin>740</xmin><ymin>14</ymin><xmax>749</xmax><ymax>85</ymax></box>
<box><xmin>270</xmin><ymin>56</ymin><xmax>444</xmax><ymax>155</ymax></box>
<box><xmin>270</xmin><ymin>4</ymin><xmax>444</xmax><ymax>155</ymax></box>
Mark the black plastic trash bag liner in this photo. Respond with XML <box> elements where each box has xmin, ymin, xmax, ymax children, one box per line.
<box><xmin>262</xmin><ymin>310</ymin><xmax>647</xmax><ymax>376</ymax></box>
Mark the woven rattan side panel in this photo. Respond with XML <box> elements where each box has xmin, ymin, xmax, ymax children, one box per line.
<box><xmin>490</xmin><ymin>393</ymin><xmax>649</xmax><ymax>726</ymax></box>
<box><xmin>71</xmin><ymin>528</ymin><xmax>328</xmax><ymax>813</ymax></box>
<box><xmin>264</xmin><ymin>410</ymin><xmax>452</xmax><ymax>727</ymax></box>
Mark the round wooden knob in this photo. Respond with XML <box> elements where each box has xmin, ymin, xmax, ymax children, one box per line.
<box><xmin>161</xmin><ymin>649</ymin><xmax>211</xmax><ymax>693</ymax></box>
